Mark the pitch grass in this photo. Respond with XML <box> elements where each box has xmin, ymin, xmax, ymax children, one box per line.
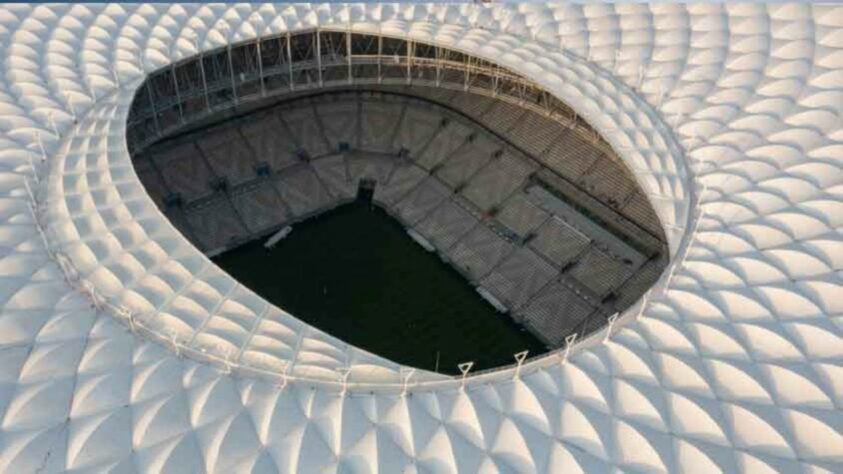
<box><xmin>214</xmin><ymin>200</ymin><xmax>546</xmax><ymax>375</ymax></box>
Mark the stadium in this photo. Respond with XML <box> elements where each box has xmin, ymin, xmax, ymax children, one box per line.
<box><xmin>0</xmin><ymin>2</ymin><xmax>840</xmax><ymax>472</ymax></box>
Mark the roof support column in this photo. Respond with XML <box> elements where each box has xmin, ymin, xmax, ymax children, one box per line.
<box><xmin>346</xmin><ymin>31</ymin><xmax>353</xmax><ymax>85</ymax></box>
<box><xmin>377</xmin><ymin>34</ymin><xmax>382</xmax><ymax>84</ymax></box>
<box><xmin>406</xmin><ymin>39</ymin><xmax>412</xmax><ymax>85</ymax></box>
<box><xmin>144</xmin><ymin>80</ymin><xmax>161</xmax><ymax>138</ymax></box>
<box><xmin>464</xmin><ymin>55</ymin><xmax>470</xmax><ymax>91</ymax></box>
<box><xmin>227</xmin><ymin>44</ymin><xmax>238</xmax><ymax>106</ymax></box>
<box><xmin>435</xmin><ymin>46</ymin><xmax>441</xmax><ymax>87</ymax></box>
<box><xmin>316</xmin><ymin>29</ymin><xmax>323</xmax><ymax>87</ymax></box>
<box><xmin>171</xmin><ymin>64</ymin><xmax>184</xmax><ymax>124</ymax></box>
<box><xmin>197</xmin><ymin>43</ymin><xmax>211</xmax><ymax>112</ymax></box>
<box><xmin>257</xmin><ymin>39</ymin><xmax>265</xmax><ymax>98</ymax></box>
<box><xmin>287</xmin><ymin>32</ymin><xmax>295</xmax><ymax>91</ymax></box>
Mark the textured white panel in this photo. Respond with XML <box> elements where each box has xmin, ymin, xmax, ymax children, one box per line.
<box><xmin>0</xmin><ymin>3</ymin><xmax>839</xmax><ymax>473</ymax></box>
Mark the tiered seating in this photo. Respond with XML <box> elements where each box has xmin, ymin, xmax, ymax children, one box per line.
<box><xmin>531</xmin><ymin>168</ymin><xmax>660</xmax><ymax>260</ymax></box>
<box><xmin>273</xmin><ymin>165</ymin><xmax>334</xmax><ymax>217</ymax></box>
<box><xmin>391</xmin><ymin>105</ymin><xmax>440</xmax><ymax>154</ymax></box>
<box><xmin>435</xmin><ymin>135</ymin><xmax>496</xmax><ymax>188</ymax></box>
<box><xmin>622</xmin><ymin>191</ymin><xmax>664</xmax><ymax>237</ymax></box>
<box><xmin>415</xmin><ymin>199</ymin><xmax>478</xmax><ymax>250</ymax></box>
<box><xmin>446</xmin><ymin>90</ymin><xmax>495</xmax><ymax>118</ymax></box>
<box><xmin>162</xmin><ymin>209</ymin><xmax>197</xmax><ymax>243</ymax></box>
<box><xmin>414</xmin><ymin>121</ymin><xmax>471</xmax><ymax>171</ymax></box>
<box><xmin>196</xmin><ymin>127</ymin><xmax>257</xmax><ymax>186</ymax></box>
<box><xmin>424</xmin><ymin>85</ymin><xmax>462</xmax><ymax>102</ymax></box>
<box><xmin>373</xmin><ymin>88</ymin><xmax>661</xmax><ymax>261</ymax></box>
<box><xmin>447</xmin><ymin>224</ymin><xmax>513</xmax><ymax>280</ymax></box>
<box><xmin>316</xmin><ymin>101</ymin><xmax>359</xmax><ymax>151</ymax></box>
<box><xmin>517</xmin><ymin>281</ymin><xmax>596</xmax><ymax>346</ymax></box>
<box><xmin>281</xmin><ymin>106</ymin><xmax>331</xmax><ymax>157</ymax></box>
<box><xmin>185</xmin><ymin>198</ymin><xmax>248</xmax><ymax>251</ymax></box>
<box><xmin>578</xmin><ymin>159</ymin><xmax>636</xmax><ymax>208</ymax></box>
<box><xmin>134</xmin><ymin>159</ymin><xmax>169</xmax><ymax>207</ymax></box>
<box><xmin>569</xmin><ymin>246</ymin><xmax>634</xmax><ymax>297</ymax></box>
<box><xmin>373</xmin><ymin>164</ymin><xmax>427</xmax><ymax>207</ymax></box>
<box><xmin>614</xmin><ymin>253</ymin><xmax>667</xmax><ymax>309</ymax></box>
<box><xmin>347</xmin><ymin>154</ymin><xmax>395</xmax><ymax>185</ymax></box>
<box><xmin>359</xmin><ymin>101</ymin><xmax>401</xmax><ymax>152</ymax></box>
<box><xmin>154</xmin><ymin>143</ymin><xmax>214</xmax><ymax>202</ymax></box>
<box><xmin>312</xmin><ymin>154</ymin><xmax>355</xmax><ymax>200</ymax></box>
<box><xmin>240</xmin><ymin>114</ymin><xmax>300</xmax><ymax>172</ymax></box>
<box><xmin>507</xmin><ymin>110</ymin><xmax>560</xmax><ymax>157</ymax></box>
<box><xmin>540</xmin><ymin>129</ymin><xmax>602</xmax><ymax>179</ymax></box>
<box><xmin>530</xmin><ymin>216</ymin><xmax>591</xmax><ymax>269</ymax></box>
<box><xmin>477</xmin><ymin>99</ymin><xmax>527</xmax><ymax>136</ymax></box>
<box><xmin>480</xmin><ymin>247</ymin><xmax>557</xmax><ymax>310</ymax></box>
<box><xmin>461</xmin><ymin>152</ymin><xmax>535</xmax><ymax>211</ymax></box>
<box><xmin>230</xmin><ymin>184</ymin><xmax>290</xmax><ymax>234</ymax></box>
<box><xmin>392</xmin><ymin>177</ymin><xmax>451</xmax><ymax>225</ymax></box>
<box><xmin>495</xmin><ymin>193</ymin><xmax>549</xmax><ymax>237</ymax></box>
<box><xmin>451</xmin><ymin>194</ymin><xmax>485</xmax><ymax>222</ymax></box>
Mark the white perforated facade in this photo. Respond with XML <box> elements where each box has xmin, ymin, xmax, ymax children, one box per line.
<box><xmin>0</xmin><ymin>3</ymin><xmax>840</xmax><ymax>473</ymax></box>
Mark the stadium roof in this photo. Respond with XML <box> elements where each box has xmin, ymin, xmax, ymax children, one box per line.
<box><xmin>0</xmin><ymin>3</ymin><xmax>840</xmax><ymax>472</ymax></box>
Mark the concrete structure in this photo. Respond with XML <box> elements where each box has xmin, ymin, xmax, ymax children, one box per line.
<box><xmin>134</xmin><ymin>88</ymin><xmax>665</xmax><ymax>348</ymax></box>
<box><xmin>0</xmin><ymin>3</ymin><xmax>840</xmax><ymax>473</ymax></box>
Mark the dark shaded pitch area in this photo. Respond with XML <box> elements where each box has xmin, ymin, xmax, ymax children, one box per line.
<box><xmin>214</xmin><ymin>200</ymin><xmax>546</xmax><ymax>374</ymax></box>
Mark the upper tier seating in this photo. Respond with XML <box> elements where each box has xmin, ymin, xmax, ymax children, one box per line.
<box><xmin>154</xmin><ymin>143</ymin><xmax>216</xmax><ymax>203</ymax></box>
<box><xmin>461</xmin><ymin>152</ymin><xmax>536</xmax><ymax>212</ymax></box>
<box><xmin>281</xmin><ymin>105</ymin><xmax>331</xmax><ymax>157</ymax></box>
<box><xmin>392</xmin><ymin>105</ymin><xmax>441</xmax><ymax>154</ymax></box>
<box><xmin>240</xmin><ymin>114</ymin><xmax>300</xmax><ymax>173</ymax></box>
<box><xmin>134</xmin><ymin>159</ymin><xmax>169</xmax><ymax>207</ymax></box>
<box><xmin>360</xmin><ymin>101</ymin><xmax>403</xmax><ymax>153</ymax></box>
<box><xmin>316</xmin><ymin>100</ymin><xmax>360</xmax><ymax>151</ymax></box>
<box><xmin>197</xmin><ymin>127</ymin><xmax>258</xmax><ymax>186</ymax></box>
